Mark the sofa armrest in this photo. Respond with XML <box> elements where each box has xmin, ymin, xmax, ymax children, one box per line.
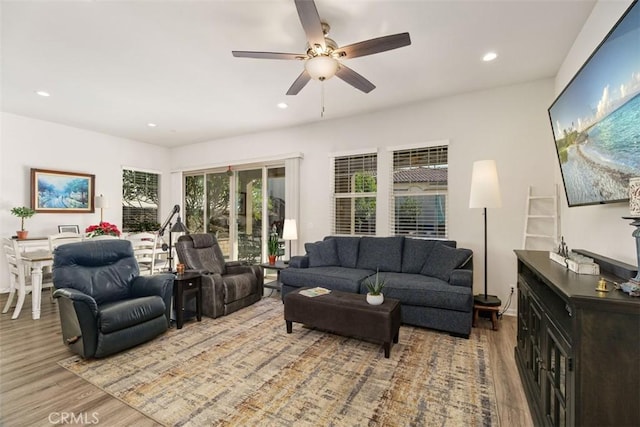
<box><xmin>226</xmin><ymin>263</ymin><xmax>256</xmax><ymax>275</ymax></box>
<box><xmin>131</xmin><ymin>274</ymin><xmax>174</xmax><ymax>299</ymax></box>
<box><xmin>53</xmin><ymin>288</ymin><xmax>99</xmax><ymax>315</ymax></box>
<box><xmin>53</xmin><ymin>288</ymin><xmax>100</xmax><ymax>358</ymax></box>
<box><xmin>289</xmin><ymin>255</ymin><xmax>309</xmax><ymax>269</ymax></box>
<box><xmin>131</xmin><ymin>274</ymin><xmax>175</xmax><ymax>321</ymax></box>
<box><xmin>449</xmin><ymin>269</ymin><xmax>473</xmax><ymax>288</ymax></box>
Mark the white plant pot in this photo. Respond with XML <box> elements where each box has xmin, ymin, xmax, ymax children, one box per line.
<box><xmin>366</xmin><ymin>293</ymin><xmax>384</xmax><ymax>305</ymax></box>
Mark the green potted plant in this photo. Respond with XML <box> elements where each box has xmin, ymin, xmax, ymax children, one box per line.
<box><xmin>267</xmin><ymin>232</ymin><xmax>279</xmax><ymax>265</ymax></box>
<box><xmin>365</xmin><ymin>269</ymin><xmax>386</xmax><ymax>305</ymax></box>
<box><xmin>11</xmin><ymin>206</ymin><xmax>36</xmax><ymax>240</ymax></box>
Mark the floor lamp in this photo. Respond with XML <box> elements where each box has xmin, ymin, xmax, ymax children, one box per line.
<box><xmin>282</xmin><ymin>219</ymin><xmax>298</xmax><ymax>263</ymax></box>
<box><xmin>158</xmin><ymin>205</ymin><xmax>189</xmax><ymax>273</ymax></box>
<box><xmin>469</xmin><ymin>160</ymin><xmax>502</xmax><ymax>307</ymax></box>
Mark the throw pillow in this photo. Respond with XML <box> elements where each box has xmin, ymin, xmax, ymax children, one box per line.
<box><xmin>305</xmin><ymin>239</ymin><xmax>340</xmax><ymax>267</ymax></box>
<box><xmin>421</xmin><ymin>243</ymin><xmax>472</xmax><ymax>281</ymax></box>
<box><xmin>356</xmin><ymin>236</ymin><xmax>404</xmax><ymax>272</ymax></box>
<box><xmin>401</xmin><ymin>238</ymin><xmax>437</xmax><ymax>273</ymax></box>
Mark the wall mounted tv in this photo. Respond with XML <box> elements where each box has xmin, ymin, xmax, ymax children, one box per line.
<box><xmin>548</xmin><ymin>0</ymin><xmax>640</xmax><ymax>207</ymax></box>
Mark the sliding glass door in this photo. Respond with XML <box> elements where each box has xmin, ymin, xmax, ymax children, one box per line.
<box><xmin>184</xmin><ymin>165</ymin><xmax>285</xmax><ymax>262</ymax></box>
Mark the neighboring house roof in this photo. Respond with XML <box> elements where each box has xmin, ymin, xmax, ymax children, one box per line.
<box><xmin>394</xmin><ymin>168</ymin><xmax>448</xmax><ymax>183</ymax></box>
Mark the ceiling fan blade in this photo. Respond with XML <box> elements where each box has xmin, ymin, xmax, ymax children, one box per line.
<box><xmin>294</xmin><ymin>0</ymin><xmax>326</xmax><ymax>51</ymax></box>
<box><xmin>334</xmin><ymin>33</ymin><xmax>411</xmax><ymax>59</ymax></box>
<box><xmin>286</xmin><ymin>70</ymin><xmax>311</xmax><ymax>95</ymax></box>
<box><xmin>335</xmin><ymin>65</ymin><xmax>376</xmax><ymax>93</ymax></box>
<box><xmin>232</xmin><ymin>51</ymin><xmax>306</xmax><ymax>60</ymax></box>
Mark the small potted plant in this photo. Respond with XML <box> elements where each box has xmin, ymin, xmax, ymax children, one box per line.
<box><xmin>365</xmin><ymin>269</ymin><xmax>386</xmax><ymax>305</ymax></box>
<box><xmin>11</xmin><ymin>206</ymin><xmax>36</xmax><ymax>240</ymax></box>
<box><xmin>267</xmin><ymin>232</ymin><xmax>279</xmax><ymax>265</ymax></box>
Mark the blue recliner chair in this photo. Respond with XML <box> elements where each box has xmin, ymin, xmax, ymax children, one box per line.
<box><xmin>52</xmin><ymin>239</ymin><xmax>174</xmax><ymax>358</ymax></box>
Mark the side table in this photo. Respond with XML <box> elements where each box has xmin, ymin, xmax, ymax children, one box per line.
<box><xmin>472</xmin><ymin>303</ymin><xmax>499</xmax><ymax>331</ymax></box>
<box><xmin>259</xmin><ymin>261</ymin><xmax>287</xmax><ymax>292</ymax></box>
<box><xmin>173</xmin><ymin>272</ymin><xmax>202</xmax><ymax>329</ymax></box>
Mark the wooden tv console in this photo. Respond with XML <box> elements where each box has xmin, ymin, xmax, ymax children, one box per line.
<box><xmin>514</xmin><ymin>250</ymin><xmax>639</xmax><ymax>427</ymax></box>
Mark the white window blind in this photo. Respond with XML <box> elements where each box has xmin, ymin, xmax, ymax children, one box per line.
<box><xmin>390</xmin><ymin>145</ymin><xmax>448</xmax><ymax>238</ymax></box>
<box><xmin>331</xmin><ymin>153</ymin><xmax>377</xmax><ymax>236</ymax></box>
<box><xmin>122</xmin><ymin>169</ymin><xmax>160</xmax><ymax>232</ymax></box>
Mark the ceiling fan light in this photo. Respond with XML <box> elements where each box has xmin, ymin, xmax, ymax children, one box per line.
<box><xmin>305</xmin><ymin>56</ymin><xmax>339</xmax><ymax>81</ymax></box>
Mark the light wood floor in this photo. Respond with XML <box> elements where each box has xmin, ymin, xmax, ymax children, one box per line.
<box><xmin>0</xmin><ymin>293</ymin><xmax>533</xmax><ymax>426</ymax></box>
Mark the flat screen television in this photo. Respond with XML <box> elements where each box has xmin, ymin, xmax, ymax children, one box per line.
<box><xmin>548</xmin><ymin>0</ymin><xmax>640</xmax><ymax>207</ymax></box>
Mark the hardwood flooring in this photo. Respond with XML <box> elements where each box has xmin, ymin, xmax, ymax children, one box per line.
<box><xmin>0</xmin><ymin>292</ymin><xmax>533</xmax><ymax>426</ymax></box>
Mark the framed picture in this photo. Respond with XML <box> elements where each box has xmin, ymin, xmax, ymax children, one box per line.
<box><xmin>31</xmin><ymin>168</ymin><xmax>95</xmax><ymax>213</ymax></box>
<box><xmin>58</xmin><ymin>225</ymin><xmax>80</xmax><ymax>233</ymax></box>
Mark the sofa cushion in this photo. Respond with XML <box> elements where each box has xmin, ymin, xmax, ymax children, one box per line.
<box><xmin>421</xmin><ymin>243</ymin><xmax>473</xmax><ymax>281</ymax></box>
<box><xmin>99</xmin><ymin>296</ymin><xmax>166</xmax><ymax>333</ymax></box>
<box><xmin>325</xmin><ymin>236</ymin><xmax>361</xmax><ymax>268</ymax></box>
<box><xmin>280</xmin><ymin>266</ymin><xmax>373</xmax><ymax>294</ymax></box>
<box><xmin>372</xmin><ymin>272</ymin><xmax>472</xmax><ymax>312</ymax></box>
<box><xmin>305</xmin><ymin>239</ymin><xmax>340</xmax><ymax>267</ymax></box>
<box><xmin>356</xmin><ymin>236</ymin><xmax>404</xmax><ymax>272</ymax></box>
<box><xmin>402</xmin><ymin>238</ymin><xmax>457</xmax><ymax>273</ymax></box>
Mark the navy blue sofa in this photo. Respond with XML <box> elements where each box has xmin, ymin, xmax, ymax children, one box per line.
<box><xmin>280</xmin><ymin>236</ymin><xmax>474</xmax><ymax>337</ymax></box>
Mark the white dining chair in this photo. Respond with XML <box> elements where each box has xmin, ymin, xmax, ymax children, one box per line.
<box><xmin>2</xmin><ymin>238</ymin><xmax>54</xmax><ymax>319</ymax></box>
<box><xmin>48</xmin><ymin>232</ymin><xmax>83</xmax><ymax>252</ymax></box>
<box><xmin>126</xmin><ymin>232</ymin><xmax>156</xmax><ymax>275</ymax></box>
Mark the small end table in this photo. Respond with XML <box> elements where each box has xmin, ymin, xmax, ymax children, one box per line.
<box><xmin>259</xmin><ymin>261</ymin><xmax>287</xmax><ymax>292</ymax></box>
<box><xmin>173</xmin><ymin>272</ymin><xmax>202</xmax><ymax>329</ymax></box>
<box><xmin>473</xmin><ymin>303</ymin><xmax>500</xmax><ymax>331</ymax></box>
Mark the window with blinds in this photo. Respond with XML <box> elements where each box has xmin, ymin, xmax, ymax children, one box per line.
<box><xmin>390</xmin><ymin>145</ymin><xmax>448</xmax><ymax>238</ymax></box>
<box><xmin>122</xmin><ymin>169</ymin><xmax>160</xmax><ymax>232</ymax></box>
<box><xmin>331</xmin><ymin>153</ymin><xmax>377</xmax><ymax>235</ymax></box>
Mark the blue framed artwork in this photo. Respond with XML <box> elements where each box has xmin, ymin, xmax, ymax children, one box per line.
<box><xmin>31</xmin><ymin>168</ymin><xmax>95</xmax><ymax>213</ymax></box>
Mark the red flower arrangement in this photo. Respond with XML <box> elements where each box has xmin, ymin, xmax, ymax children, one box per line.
<box><xmin>85</xmin><ymin>221</ymin><xmax>121</xmax><ymax>238</ymax></box>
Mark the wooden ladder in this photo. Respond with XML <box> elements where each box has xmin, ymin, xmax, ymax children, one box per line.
<box><xmin>523</xmin><ymin>185</ymin><xmax>559</xmax><ymax>250</ymax></box>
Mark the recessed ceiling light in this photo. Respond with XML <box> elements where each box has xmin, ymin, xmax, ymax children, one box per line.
<box><xmin>277</xmin><ymin>102</ymin><xmax>288</xmax><ymax>109</ymax></box>
<box><xmin>483</xmin><ymin>52</ymin><xmax>498</xmax><ymax>62</ymax></box>
<box><xmin>35</xmin><ymin>90</ymin><xmax>50</xmax><ymax>97</ymax></box>
<box><xmin>147</xmin><ymin>123</ymin><xmax>157</xmax><ymax>127</ymax></box>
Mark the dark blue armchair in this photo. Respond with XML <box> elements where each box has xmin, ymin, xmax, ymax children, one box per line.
<box><xmin>52</xmin><ymin>239</ymin><xmax>174</xmax><ymax>358</ymax></box>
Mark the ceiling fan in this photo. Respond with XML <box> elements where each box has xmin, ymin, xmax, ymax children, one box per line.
<box><xmin>232</xmin><ymin>0</ymin><xmax>411</xmax><ymax>95</ymax></box>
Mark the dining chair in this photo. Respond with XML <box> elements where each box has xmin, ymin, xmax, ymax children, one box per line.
<box><xmin>2</xmin><ymin>238</ymin><xmax>54</xmax><ymax>319</ymax></box>
<box><xmin>126</xmin><ymin>232</ymin><xmax>156</xmax><ymax>275</ymax></box>
<box><xmin>151</xmin><ymin>234</ymin><xmax>171</xmax><ymax>273</ymax></box>
<box><xmin>48</xmin><ymin>232</ymin><xmax>83</xmax><ymax>252</ymax></box>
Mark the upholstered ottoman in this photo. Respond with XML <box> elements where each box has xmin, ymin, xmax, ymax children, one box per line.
<box><xmin>284</xmin><ymin>288</ymin><xmax>401</xmax><ymax>358</ymax></box>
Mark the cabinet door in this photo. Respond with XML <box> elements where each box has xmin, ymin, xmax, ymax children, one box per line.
<box><xmin>517</xmin><ymin>282</ymin><xmax>530</xmax><ymax>357</ymax></box>
<box><xmin>544</xmin><ymin>323</ymin><xmax>572</xmax><ymax>427</ymax></box>
<box><xmin>528</xmin><ymin>297</ymin><xmax>544</xmax><ymax>394</ymax></box>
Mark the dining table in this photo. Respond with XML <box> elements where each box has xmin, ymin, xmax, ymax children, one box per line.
<box><xmin>14</xmin><ymin>237</ymin><xmax>53</xmax><ymax>320</ymax></box>
<box><xmin>20</xmin><ymin>249</ymin><xmax>53</xmax><ymax>320</ymax></box>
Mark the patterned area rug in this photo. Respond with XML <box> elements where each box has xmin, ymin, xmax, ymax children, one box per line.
<box><xmin>58</xmin><ymin>298</ymin><xmax>499</xmax><ymax>426</ymax></box>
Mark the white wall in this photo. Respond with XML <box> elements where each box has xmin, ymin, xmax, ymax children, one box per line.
<box><xmin>553</xmin><ymin>0</ymin><xmax>637</xmax><ymax>266</ymax></box>
<box><xmin>0</xmin><ymin>112</ymin><xmax>171</xmax><ymax>289</ymax></box>
<box><xmin>170</xmin><ymin>79</ymin><xmax>557</xmax><ymax>312</ymax></box>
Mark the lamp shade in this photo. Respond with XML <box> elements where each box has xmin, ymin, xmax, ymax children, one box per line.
<box><xmin>171</xmin><ymin>216</ymin><xmax>189</xmax><ymax>233</ymax></box>
<box><xmin>305</xmin><ymin>56</ymin><xmax>339</xmax><ymax>81</ymax></box>
<box><xmin>469</xmin><ymin>160</ymin><xmax>502</xmax><ymax>209</ymax></box>
<box><xmin>282</xmin><ymin>219</ymin><xmax>298</xmax><ymax>241</ymax></box>
<box><xmin>95</xmin><ymin>194</ymin><xmax>108</xmax><ymax>209</ymax></box>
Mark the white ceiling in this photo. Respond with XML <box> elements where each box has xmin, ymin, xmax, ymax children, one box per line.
<box><xmin>1</xmin><ymin>0</ymin><xmax>596</xmax><ymax>148</ymax></box>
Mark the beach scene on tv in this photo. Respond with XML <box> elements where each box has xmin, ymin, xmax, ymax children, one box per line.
<box><xmin>549</xmin><ymin>2</ymin><xmax>640</xmax><ymax>207</ymax></box>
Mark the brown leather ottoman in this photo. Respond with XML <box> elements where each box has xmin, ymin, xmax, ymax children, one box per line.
<box><xmin>284</xmin><ymin>288</ymin><xmax>401</xmax><ymax>358</ymax></box>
